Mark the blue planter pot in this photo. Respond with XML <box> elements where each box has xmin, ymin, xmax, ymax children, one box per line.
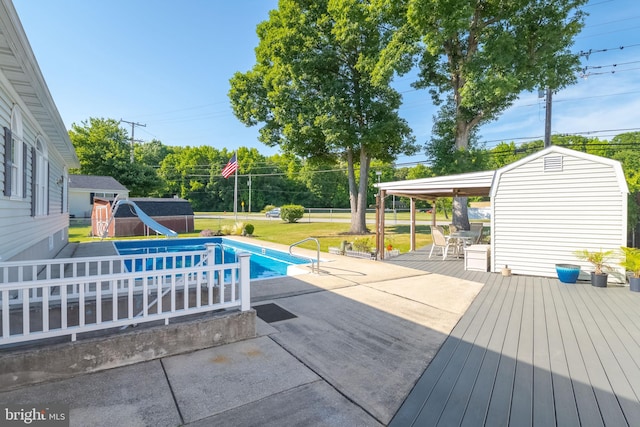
<box><xmin>556</xmin><ymin>264</ymin><xmax>580</xmax><ymax>284</ymax></box>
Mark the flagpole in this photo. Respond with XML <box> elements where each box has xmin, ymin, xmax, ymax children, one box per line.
<box><xmin>233</xmin><ymin>151</ymin><xmax>238</xmax><ymax>221</ymax></box>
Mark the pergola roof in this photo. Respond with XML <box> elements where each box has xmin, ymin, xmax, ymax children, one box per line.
<box><xmin>374</xmin><ymin>170</ymin><xmax>495</xmax><ymax>200</ymax></box>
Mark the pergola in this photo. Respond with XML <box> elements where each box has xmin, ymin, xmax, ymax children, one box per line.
<box><xmin>373</xmin><ymin>170</ymin><xmax>495</xmax><ymax>259</ymax></box>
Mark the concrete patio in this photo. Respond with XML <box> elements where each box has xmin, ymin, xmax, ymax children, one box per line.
<box><xmin>0</xmin><ymin>240</ymin><xmax>483</xmax><ymax>426</ymax></box>
<box><xmin>2</xmin><ymin>240</ymin><xmax>639</xmax><ymax>426</ymax></box>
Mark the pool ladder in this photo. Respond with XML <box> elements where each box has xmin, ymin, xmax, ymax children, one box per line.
<box><xmin>289</xmin><ymin>238</ymin><xmax>320</xmax><ymax>273</ymax></box>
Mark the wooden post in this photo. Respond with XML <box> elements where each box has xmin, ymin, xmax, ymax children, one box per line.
<box><xmin>431</xmin><ymin>199</ymin><xmax>437</xmax><ymax>227</ymax></box>
<box><xmin>379</xmin><ymin>190</ymin><xmax>386</xmax><ymax>260</ymax></box>
<box><xmin>410</xmin><ymin>197</ymin><xmax>416</xmax><ymax>252</ymax></box>
<box><xmin>375</xmin><ymin>194</ymin><xmax>380</xmax><ymax>259</ymax></box>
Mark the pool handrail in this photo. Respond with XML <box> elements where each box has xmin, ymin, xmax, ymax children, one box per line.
<box><xmin>289</xmin><ymin>238</ymin><xmax>320</xmax><ymax>273</ymax></box>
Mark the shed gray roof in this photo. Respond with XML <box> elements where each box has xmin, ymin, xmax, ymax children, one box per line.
<box><xmin>69</xmin><ymin>175</ymin><xmax>128</xmax><ymax>191</ymax></box>
<box><xmin>114</xmin><ymin>198</ymin><xmax>194</xmax><ymax>218</ymax></box>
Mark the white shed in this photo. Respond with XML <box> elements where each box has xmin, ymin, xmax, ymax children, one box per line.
<box><xmin>375</xmin><ymin>146</ymin><xmax>629</xmax><ymax>282</ymax></box>
<box><xmin>490</xmin><ymin>145</ymin><xmax>628</xmax><ymax>281</ymax></box>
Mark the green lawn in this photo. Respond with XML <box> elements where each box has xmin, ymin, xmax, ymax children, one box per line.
<box><xmin>70</xmin><ymin>216</ymin><xmax>434</xmax><ymax>254</ymax></box>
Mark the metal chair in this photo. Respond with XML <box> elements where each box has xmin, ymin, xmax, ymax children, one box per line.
<box><xmin>469</xmin><ymin>223</ymin><xmax>484</xmax><ymax>244</ymax></box>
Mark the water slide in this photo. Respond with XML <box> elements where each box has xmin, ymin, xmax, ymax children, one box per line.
<box><xmin>114</xmin><ymin>200</ymin><xmax>178</xmax><ymax>237</ymax></box>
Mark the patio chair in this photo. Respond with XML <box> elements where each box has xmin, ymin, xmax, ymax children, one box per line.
<box><xmin>429</xmin><ymin>226</ymin><xmax>455</xmax><ymax>260</ymax></box>
<box><xmin>469</xmin><ymin>223</ymin><xmax>484</xmax><ymax>244</ymax></box>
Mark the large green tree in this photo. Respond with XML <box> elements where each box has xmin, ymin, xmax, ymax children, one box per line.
<box><xmin>68</xmin><ymin>117</ymin><xmax>161</xmax><ymax>196</ymax></box>
<box><xmin>229</xmin><ymin>0</ymin><xmax>417</xmax><ymax>233</ymax></box>
<box><xmin>377</xmin><ymin>0</ymin><xmax>587</xmax><ymax>229</ymax></box>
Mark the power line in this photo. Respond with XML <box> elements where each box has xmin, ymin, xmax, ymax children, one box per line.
<box><xmin>120</xmin><ymin>119</ymin><xmax>146</xmax><ymax>163</ymax></box>
<box><xmin>578</xmin><ymin>43</ymin><xmax>640</xmax><ymax>59</ymax></box>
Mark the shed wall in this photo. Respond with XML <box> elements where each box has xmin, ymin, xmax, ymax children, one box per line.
<box><xmin>491</xmin><ymin>151</ymin><xmax>627</xmax><ymax>281</ymax></box>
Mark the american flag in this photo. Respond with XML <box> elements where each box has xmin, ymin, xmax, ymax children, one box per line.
<box><xmin>221</xmin><ymin>154</ymin><xmax>238</xmax><ymax>178</ymax></box>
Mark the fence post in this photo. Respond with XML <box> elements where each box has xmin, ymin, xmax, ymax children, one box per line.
<box><xmin>237</xmin><ymin>252</ymin><xmax>251</xmax><ymax>311</ymax></box>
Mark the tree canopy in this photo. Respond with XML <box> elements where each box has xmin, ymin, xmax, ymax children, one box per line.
<box><xmin>228</xmin><ymin>0</ymin><xmax>418</xmax><ymax>233</ymax></box>
<box><xmin>68</xmin><ymin>118</ymin><xmax>161</xmax><ymax>196</ymax></box>
<box><xmin>376</xmin><ymin>0</ymin><xmax>588</xmax><ymax>228</ymax></box>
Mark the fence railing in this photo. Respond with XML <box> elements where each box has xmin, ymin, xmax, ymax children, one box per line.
<box><xmin>0</xmin><ymin>244</ymin><xmax>250</xmax><ymax>346</ymax></box>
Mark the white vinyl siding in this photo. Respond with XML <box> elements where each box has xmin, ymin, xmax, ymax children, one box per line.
<box><xmin>491</xmin><ymin>151</ymin><xmax>627</xmax><ymax>280</ymax></box>
<box><xmin>0</xmin><ymin>82</ymin><xmax>69</xmax><ymax>261</ymax></box>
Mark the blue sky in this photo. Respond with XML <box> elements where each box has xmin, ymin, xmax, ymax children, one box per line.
<box><xmin>12</xmin><ymin>0</ymin><xmax>640</xmax><ymax>166</ymax></box>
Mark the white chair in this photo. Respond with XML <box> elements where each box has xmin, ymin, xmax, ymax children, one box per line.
<box><xmin>429</xmin><ymin>226</ymin><xmax>455</xmax><ymax>260</ymax></box>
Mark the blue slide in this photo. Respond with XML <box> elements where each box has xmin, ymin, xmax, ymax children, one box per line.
<box><xmin>115</xmin><ymin>200</ymin><xmax>178</xmax><ymax>237</ymax></box>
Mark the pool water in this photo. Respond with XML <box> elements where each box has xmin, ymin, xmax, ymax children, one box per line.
<box><xmin>113</xmin><ymin>237</ymin><xmax>310</xmax><ymax>280</ymax></box>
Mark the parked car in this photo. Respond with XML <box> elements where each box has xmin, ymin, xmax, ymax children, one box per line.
<box><xmin>265</xmin><ymin>208</ymin><xmax>281</xmax><ymax>218</ymax></box>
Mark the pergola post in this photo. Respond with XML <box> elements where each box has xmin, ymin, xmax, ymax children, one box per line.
<box><xmin>431</xmin><ymin>199</ymin><xmax>437</xmax><ymax>227</ymax></box>
<box><xmin>410</xmin><ymin>197</ymin><xmax>416</xmax><ymax>252</ymax></box>
<box><xmin>378</xmin><ymin>190</ymin><xmax>386</xmax><ymax>260</ymax></box>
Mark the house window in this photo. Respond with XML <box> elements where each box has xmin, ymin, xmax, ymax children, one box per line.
<box><xmin>10</xmin><ymin>108</ymin><xmax>24</xmax><ymax>198</ymax></box>
<box><xmin>35</xmin><ymin>137</ymin><xmax>48</xmax><ymax>215</ymax></box>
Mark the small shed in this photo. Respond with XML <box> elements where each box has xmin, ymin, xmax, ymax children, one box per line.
<box><xmin>92</xmin><ymin>197</ymin><xmax>194</xmax><ymax>238</ymax></box>
<box><xmin>375</xmin><ymin>146</ymin><xmax>629</xmax><ymax>281</ymax></box>
<box><xmin>69</xmin><ymin>175</ymin><xmax>129</xmax><ymax>218</ymax></box>
<box><xmin>491</xmin><ymin>146</ymin><xmax>628</xmax><ymax>280</ymax></box>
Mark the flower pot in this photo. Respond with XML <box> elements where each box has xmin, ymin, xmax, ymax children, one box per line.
<box><xmin>630</xmin><ymin>276</ymin><xmax>640</xmax><ymax>292</ymax></box>
<box><xmin>591</xmin><ymin>272</ymin><xmax>608</xmax><ymax>288</ymax></box>
<box><xmin>556</xmin><ymin>264</ymin><xmax>580</xmax><ymax>284</ymax></box>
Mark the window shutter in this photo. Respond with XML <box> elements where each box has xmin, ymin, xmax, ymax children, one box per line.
<box><xmin>47</xmin><ymin>163</ymin><xmax>50</xmax><ymax>215</ymax></box>
<box><xmin>31</xmin><ymin>146</ymin><xmax>36</xmax><ymax>216</ymax></box>
<box><xmin>3</xmin><ymin>127</ymin><xmax>11</xmax><ymax>196</ymax></box>
<box><xmin>23</xmin><ymin>142</ymin><xmax>28</xmax><ymax>198</ymax></box>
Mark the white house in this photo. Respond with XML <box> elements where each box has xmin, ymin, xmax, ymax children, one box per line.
<box><xmin>0</xmin><ymin>0</ymin><xmax>80</xmax><ymax>261</ymax></box>
<box><xmin>375</xmin><ymin>146</ymin><xmax>629</xmax><ymax>281</ymax></box>
<box><xmin>68</xmin><ymin>174</ymin><xmax>129</xmax><ymax>218</ymax></box>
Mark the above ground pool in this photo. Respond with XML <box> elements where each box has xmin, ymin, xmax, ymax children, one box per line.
<box><xmin>113</xmin><ymin>237</ymin><xmax>311</xmax><ymax>280</ymax></box>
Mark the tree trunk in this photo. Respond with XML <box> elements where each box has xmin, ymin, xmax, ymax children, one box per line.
<box><xmin>452</xmin><ymin>196</ymin><xmax>469</xmax><ymax>230</ymax></box>
<box><xmin>452</xmin><ymin>122</ymin><xmax>473</xmax><ymax>229</ymax></box>
<box><xmin>346</xmin><ymin>148</ymin><xmax>370</xmax><ymax>234</ymax></box>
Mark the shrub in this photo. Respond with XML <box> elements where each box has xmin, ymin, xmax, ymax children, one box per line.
<box><xmin>232</xmin><ymin>222</ymin><xmax>245</xmax><ymax>235</ymax></box>
<box><xmin>220</xmin><ymin>224</ymin><xmax>233</xmax><ymax>235</ymax></box>
<box><xmin>280</xmin><ymin>204</ymin><xmax>304</xmax><ymax>223</ymax></box>
<box><xmin>244</xmin><ymin>223</ymin><xmax>254</xmax><ymax>236</ymax></box>
<box><xmin>352</xmin><ymin>237</ymin><xmax>373</xmax><ymax>253</ymax></box>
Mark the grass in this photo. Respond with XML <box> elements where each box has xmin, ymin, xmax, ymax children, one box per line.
<box><xmin>69</xmin><ymin>215</ymin><xmax>434</xmax><ymax>254</ymax></box>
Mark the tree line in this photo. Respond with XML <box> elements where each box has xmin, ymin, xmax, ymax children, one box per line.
<box><xmin>69</xmin><ymin>117</ymin><xmax>640</xmax><ymax>224</ymax></box>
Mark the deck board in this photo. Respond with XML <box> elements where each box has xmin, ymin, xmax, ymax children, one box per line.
<box><xmin>386</xmin><ymin>246</ymin><xmax>640</xmax><ymax>426</ymax></box>
<box><xmin>532</xmin><ymin>277</ymin><xmax>555</xmax><ymax>427</ymax></box>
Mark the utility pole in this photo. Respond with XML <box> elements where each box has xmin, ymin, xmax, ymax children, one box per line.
<box><xmin>120</xmin><ymin>119</ymin><xmax>146</xmax><ymax>163</ymax></box>
<box><xmin>544</xmin><ymin>88</ymin><xmax>552</xmax><ymax>148</ymax></box>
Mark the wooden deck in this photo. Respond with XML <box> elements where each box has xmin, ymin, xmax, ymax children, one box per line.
<box><xmin>386</xmin><ymin>248</ymin><xmax>640</xmax><ymax>427</ymax></box>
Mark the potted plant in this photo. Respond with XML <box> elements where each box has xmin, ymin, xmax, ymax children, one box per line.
<box><xmin>555</xmin><ymin>263</ymin><xmax>580</xmax><ymax>283</ymax></box>
<box><xmin>620</xmin><ymin>246</ymin><xmax>640</xmax><ymax>292</ymax></box>
<box><xmin>574</xmin><ymin>249</ymin><xmax>614</xmax><ymax>287</ymax></box>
